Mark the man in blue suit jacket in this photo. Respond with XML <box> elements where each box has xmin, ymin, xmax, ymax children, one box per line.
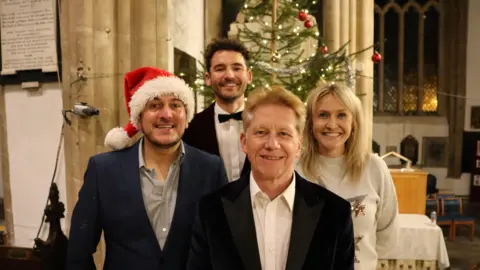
<box><xmin>67</xmin><ymin>67</ymin><xmax>228</xmax><ymax>270</ymax></box>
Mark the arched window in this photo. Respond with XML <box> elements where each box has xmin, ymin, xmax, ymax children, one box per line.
<box><xmin>374</xmin><ymin>0</ymin><xmax>440</xmax><ymax>115</ymax></box>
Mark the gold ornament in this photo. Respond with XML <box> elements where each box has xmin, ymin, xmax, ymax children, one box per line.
<box><xmin>271</xmin><ymin>51</ymin><xmax>281</xmax><ymax>63</ymax></box>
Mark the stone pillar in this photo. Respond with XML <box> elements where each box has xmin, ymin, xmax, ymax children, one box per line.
<box><xmin>356</xmin><ymin>0</ymin><xmax>374</xmax><ymax>145</ymax></box>
<box><xmin>322</xmin><ymin>0</ymin><xmax>374</xmax><ymax>144</ymax></box>
<box><xmin>201</xmin><ymin>0</ymin><xmax>223</xmax><ymax>110</ymax></box>
<box><xmin>132</xmin><ymin>0</ymin><xmax>174</xmax><ymax>71</ymax></box>
<box><xmin>60</xmin><ymin>0</ymin><xmax>173</xmax><ymax>267</ymax></box>
<box><xmin>117</xmin><ymin>0</ymin><xmax>133</xmax><ymax>126</ymax></box>
<box><xmin>340</xmin><ymin>0</ymin><xmax>350</xmax><ymax>47</ymax></box>
<box><xmin>348</xmin><ymin>0</ymin><xmax>357</xmax><ymax>57</ymax></box>
<box><xmin>323</xmin><ymin>0</ymin><xmax>340</xmax><ymax>51</ymax></box>
<box><xmin>205</xmin><ymin>0</ymin><xmax>222</xmax><ymax>44</ymax></box>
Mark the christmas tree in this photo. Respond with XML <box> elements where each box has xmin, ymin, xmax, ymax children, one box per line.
<box><xmin>194</xmin><ymin>0</ymin><xmax>378</xmax><ymax>103</ymax></box>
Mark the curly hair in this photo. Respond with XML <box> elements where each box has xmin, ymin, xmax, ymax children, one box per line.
<box><xmin>204</xmin><ymin>38</ymin><xmax>250</xmax><ymax>72</ymax></box>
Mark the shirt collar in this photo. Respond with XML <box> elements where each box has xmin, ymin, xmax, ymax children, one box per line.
<box><xmin>249</xmin><ymin>172</ymin><xmax>296</xmax><ymax>212</ymax></box>
<box><xmin>138</xmin><ymin>137</ymin><xmax>185</xmax><ymax>169</ymax></box>
<box><xmin>214</xmin><ymin>102</ymin><xmax>245</xmax><ymax>116</ymax></box>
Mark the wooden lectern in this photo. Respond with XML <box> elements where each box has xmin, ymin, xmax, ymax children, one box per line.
<box><xmin>381</xmin><ymin>152</ymin><xmax>428</xmax><ymax>215</ymax></box>
<box><xmin>389</xmin><ymin>169</ymin><xmax>428</xmax><ymax>214</ymax></box>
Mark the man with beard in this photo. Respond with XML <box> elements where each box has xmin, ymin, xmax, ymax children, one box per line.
<box><xmin>66</xmin><ymin>67</ymin><xmax>228</xmax><ymax>270</ymax></box>
<box><xmin>183</xmin><ymin>38</ymin><xmax>252</xmax><ymax>182</ymax></box>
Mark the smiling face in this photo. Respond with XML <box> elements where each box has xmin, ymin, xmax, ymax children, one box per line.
<box><xmin>312</xmin><ymin>93</ymin><xmax>353</xmax><ymax>157</ymax></box>
<box><xmin>241</xmin><ymin>104</ymin><xmax>302</xmax><ymax>182</ymax></box>
<box><xmin>138</xmin><ymin>95</ymin><xmax>187</xmax><ymax>149</ymax></box>
<box><xmin>205</xmin><ymin>50</ymin><xmax>252</xmax><ymax>103</ymax></box>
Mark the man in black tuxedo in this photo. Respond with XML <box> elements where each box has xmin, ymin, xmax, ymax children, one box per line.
<box><xmin>187</xmin><ymin>86</ymin><xmax>355</xmax><ymax>270</ymax></box>
<box><xmin>183</xmin><ymin>38</ymin><xmax>252</xmax><ymax>181</ymax></box>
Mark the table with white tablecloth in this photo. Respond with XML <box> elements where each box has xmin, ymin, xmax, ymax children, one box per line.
<box><xmin>378</xmin><ymin>214</ymin><xmax>450</xmax><ymax>270</ymax></box>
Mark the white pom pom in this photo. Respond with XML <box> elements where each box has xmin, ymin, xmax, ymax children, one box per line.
<box><xmin>104</xmin><ymin>127</ymin><xmax>130</xmax><ymax>150</ymax></box>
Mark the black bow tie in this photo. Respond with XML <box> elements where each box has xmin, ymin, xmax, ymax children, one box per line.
<box><xmin>218</xmin><ymin>111</ymin><xmax>243</xmax><ymax>123</ymax></box>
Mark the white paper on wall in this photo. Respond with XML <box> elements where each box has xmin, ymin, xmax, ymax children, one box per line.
<box><xmin>0</xmin><ymin>0</ymin><xmax>57</xmax><ymax>73</ymax></box>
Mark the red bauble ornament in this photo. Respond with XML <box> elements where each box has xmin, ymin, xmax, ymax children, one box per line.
<box><xmin>304</xmin><ymin>20</ymin><xmax>313</xmax><ymax>28</ymax></box>
<box><xmin>371</xmin><ymin>51</ymin><xmax>382</xmax><ymax>63</ymax></box>
<box><xmin>298</xmin><ymin>11</ymin><xmax>308</xmax><ymax>21</ymax></box>
<box><xmin>320</xmin><ymin>45</ymin><xmax>328</xmax><ymax>54</ymax></box>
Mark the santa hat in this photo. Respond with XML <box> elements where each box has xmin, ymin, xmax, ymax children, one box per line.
<box><xmin>104</xmin><ymin>66</ymin><xmax>195</xmax><ymax>150</ymax></box>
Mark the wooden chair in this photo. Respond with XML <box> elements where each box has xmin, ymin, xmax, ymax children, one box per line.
<box><xmin>436</xmin><ymin>192</ymin><xmax>455</xmax><ymax>199</ymax></box>
<box><xmin>428</xmin><ymin>191</ymin><xmax>455</xmax><ymax>200</ymax></box>
<box><xmin>441</xmin><ymin>197</ymin><xmax>475</xmax><ymax>241</ymax></box>
<box><xmin>433</xmin><ymin>198</ymin><xmax>454</xmax><ymax>241</ymax></box>
<box><xmin>438</xmin><ymin>188</ymin><xmax>454</xmax><ymax>194</ymax></box>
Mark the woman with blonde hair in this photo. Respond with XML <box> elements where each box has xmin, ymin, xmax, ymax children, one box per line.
<box><xmin>297</xmin><ymin>83</ymin><xmax>399</xmax><ymax>270</ymax></box>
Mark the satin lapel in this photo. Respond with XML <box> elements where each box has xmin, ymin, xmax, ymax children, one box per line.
<box><xmin>286</xmin><ymin>177</ymin><xmax>325</xmax><ymax>270</ymax></box>
<box><xmin>222</xmin><ymin>177</ymin><xmax>262</xmax><ymax>270</ymax></box>
<box><xmin>204</xmin><ymin>103</ymin><xmax>220</xmax><ymax>156</ymax></box>
<box><xmin>121</xmin><ymin>141</ymin><xmax>161</xmax><ymax>251</ymax></box>
<box><xmin>240</xmin><ymin>157</ymin><xmax>251</xmax><ymax>177</ymax></box>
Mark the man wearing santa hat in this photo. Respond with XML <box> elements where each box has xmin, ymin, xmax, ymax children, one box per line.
<box><xmin>66</xmin><ymin>67</ymin><xmax>228</xmax><ymax>270</ymax></box>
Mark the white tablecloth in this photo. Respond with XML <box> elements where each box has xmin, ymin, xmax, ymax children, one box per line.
<box><xmin>380</xmin><ymin>214</ymin><xmax>450</xmax><ymax>269</ymax></box>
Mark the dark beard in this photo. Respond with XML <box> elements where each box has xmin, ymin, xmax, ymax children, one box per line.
<box><xmin>212</xmin><ymin>85</ymin><xmax>246</xmax><ymax>103</ymax></box>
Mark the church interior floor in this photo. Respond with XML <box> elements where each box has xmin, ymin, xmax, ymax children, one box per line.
<box><xmin>445</xmin><ymin>200</ymin><xmax>480</xmax><ymax>269</ymax></box>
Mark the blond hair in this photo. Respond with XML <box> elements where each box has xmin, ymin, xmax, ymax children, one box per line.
<box><xmin>242</xmin><ymin>85</ymin><xmax>306</xmax><ymax>134</ymax></box>
<box><xmin>299</xmin><ymin>83</ymin><xmax>369</xmax><ymax>182</ymax></box>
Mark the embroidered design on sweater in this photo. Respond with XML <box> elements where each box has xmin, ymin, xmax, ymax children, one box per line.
<box><xmin>346</xmin><ymin>195</ymin><xmax>367</xmax><ymax>264</ymax></box>
<box><xmin>352</xmin><ymin>200</ymin><xmax>366</xmax><ymax>217</ymax></box>
<box><xmin>354</xmin><ymin>235</ymin><xmax>364</xmax><ymax>263</ymax></box>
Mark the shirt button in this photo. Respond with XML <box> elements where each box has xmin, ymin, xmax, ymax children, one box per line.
<box><xmin>162</xmin><ymin>228</ymin><xmax>167</xmax><ymax>232</ymax></box>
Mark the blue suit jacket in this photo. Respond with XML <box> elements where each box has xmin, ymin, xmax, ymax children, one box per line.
<box><xmin>66</xmin><ymin>141</ymin><xmax>228</xmax><ymax>270</ymax></box>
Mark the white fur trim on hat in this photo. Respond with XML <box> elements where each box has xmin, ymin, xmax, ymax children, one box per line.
<box><xmin>128</xmin><ymin>76</ymin><xmax>195</xmax><ymax>129</ymax></box>
<box><xmin>104</xmin><ymin>127</ymin><xmax>131</xmax><ymax>150</ymax></box>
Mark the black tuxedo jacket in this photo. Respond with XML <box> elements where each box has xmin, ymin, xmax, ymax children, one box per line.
<box><xmin>187</xmin><ymin>172</ymin><xmax>355</xmax><ymax>270</ymax></box>
<box><xmin>182</xmin><ymin>102</ymin><xmax>250</xmax><ymax>177</ymax></box>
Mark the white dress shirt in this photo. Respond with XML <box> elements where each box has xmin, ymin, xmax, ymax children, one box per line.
<box><xmin>250</xmin><ymin>173</ymin><xmax>295</xmax><ymax>270</ymax></box>
<box><xmin>214</xmin><ymin>103</ymin><xmax>246</xmax><ymax>181</ymax></box>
